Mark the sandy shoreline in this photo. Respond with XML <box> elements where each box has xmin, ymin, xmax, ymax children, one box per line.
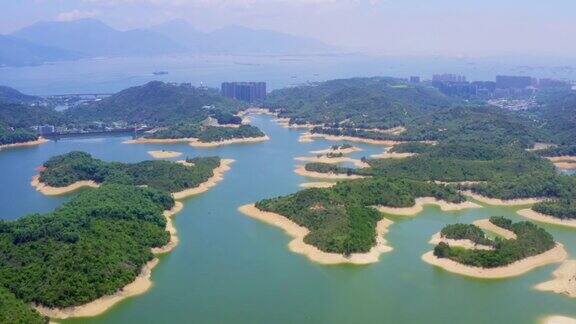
<box><xmin>428</xmin><ymin>232</ymin><xmax>494</xmax><ymax>250</ymax></box>
<box><xmin>124</xmin><ymin>135</ymin><xmax>269</xmax><ymax>147</ymax></box>
<box><xmin>370</xmin><ymin>151</ymin><xmax>416</xmax><ymax>159</ymax></box>
<box><xmin>172</xmin><ymin>159</ymin><xmax>234</xmax><ymax>200</ymax></box>
<box><xmin>422</xmin><ymin>243</ymin><xmax>567</xmax><ymax>279</ymax></box>
<box><xmin>472</xmin><ymin>219</ymin><xmax>517</xmax><ymax>239</ymax></box>
<box><xmin>299</xmin><ymin>182</ymin><xmax>337</xmax><ymax>189</ymax></box>
<box><xmin>0</xmin><ymin>137</ymin><xmax>49</xmax><ymax>151</ymax></box>
<box><xmin>147</xmin><ymin>150</ymin><xmax>182</xmax><ymax>159</ymax></box>
<box><xmin>273</xmin><ymin>117</ymin><xmax>323</xmax><ymax>129</ymax></box>
<box><xmin>188</xmin><ymin>136</ymin><xmax>269</xmax><ymax>147</ymax></box>
<box><xmin>373</xmin><ymin>197</ymin><xmax>482</xmax><ymax>216</ymax></box>
<box><xmin>462</xmin><ymin>190</ymin><xmax>547</xmax><ymax>206</ymax></box>
<box><xmin>541</xmin><ymin>316</ymin><xmax>576</xmax><ymax>324</ymax></box>
<box><xmin>35</xmin><ymin>202</ymin><xmax>185</xmax><ymax>319</ymax></box>
<box><xmin>535</xmin><ymin>260</ymin><xmax>576</xmax><ymax>298</ymax></box>
<box><xmin>294</xmin><ymin>165</ymin><xmax>365</xmax><ymax>180</ymax></box>
<box><xmin>518</xmin><ymin>209</ymin><xmax>576</xmax><ymax>229</ymax></box>
<box><xmin>310</xmin><ymin>146</ymin><xmax>362</xmax><ymax>155</ymax></box>
<box><xmin>31</xmin><ymin>175</ymin><xmax>100</xmax><ymax>196</ymax></box>
<box><xmin>294</xmin><ymin>156</ymin><xmax>370</xmax><ymax>168</ymax></box>
<box><xmin>298</xmin><ymin>132</ymin><xmax>404</xmax><ymax>146</ymax></box>
<box><xmin>238</xmin><ymin>204</ymin><xmax>393</xmax><ymax>265</ymax></box>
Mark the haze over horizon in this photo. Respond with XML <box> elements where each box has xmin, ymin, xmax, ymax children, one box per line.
<box><xmin>2</xmin><ymin>0</ymin><xmax>576</xmax><ymax>58</ymax></box>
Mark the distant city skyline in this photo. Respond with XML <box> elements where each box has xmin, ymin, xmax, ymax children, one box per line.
<box><xmin>2</xmin><ymin>0</ymin><xmax>576</xmax><ymax>57</ymax></box>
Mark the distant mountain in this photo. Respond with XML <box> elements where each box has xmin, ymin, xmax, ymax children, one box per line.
<box><xmin>0</xmin><ymin>86</ymin><xmax>40</xmax><ymax>104</ymax></box>
<box><xmin>0</xmin><ymin>35</ymin><xmax>80</xmax><ymax>67</ymax></box>
<box><xmin>65</xmin><ymin>81</ymin><xmax>244</xmax><ymax>125</ymax></box>
<box><xmin>11</xmin><ymin>19</ymin><xmax>186</xmax><ymax>57</ymax></box>
<box><xmin>151</xmin><ymin>20</ymin><xmax>338</xmax><ymax>54</ymax></box>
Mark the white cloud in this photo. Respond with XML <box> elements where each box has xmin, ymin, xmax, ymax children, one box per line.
<box><xmin>56</xmin><ymin>9</ymin><xmax>100</xmax><ymax>21</ymax></box>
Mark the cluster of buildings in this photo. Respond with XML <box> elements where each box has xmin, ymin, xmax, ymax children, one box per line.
<box><xmin>221</xmin><ymin>82</ymin><xmax>267</xmax><ymax>102</ymax></box>
<box><xmin>411</xmin><ymin>74</ymin><xmax>574</xmax><ymax>99</ymax></box>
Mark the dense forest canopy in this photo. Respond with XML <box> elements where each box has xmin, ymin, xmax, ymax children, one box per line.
<box><xmin>66</xmin><ymin>81</ymin><xmax>246</xmax><ymax>126</ymax></box>
<box><xmin>0</xmin><ymin>184</ymin><xmax>173</xmax><ymax>310</ymax></box>
<box><xmin>256</xmin><ymin>177</ymin><xmax>463</xmax><ymax>255</ymax></box>
<box><xmin>0</xmin><ymin>85</ymin><xmax>40</xmax><ymax>104</ymax></box>
<box><xmin>264</xmin><ymin>77</ymin><xmax>457</xmax><ymax>129</ymax></box>
<box><xmin>40</xmin><ymin>151</ymin><xmax>221</xmax><ymax>193</ymax></box>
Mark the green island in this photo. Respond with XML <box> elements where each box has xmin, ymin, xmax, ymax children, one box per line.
<box><xmin>0</xmin><ymin>184</ymin><xmax>174</xmax><ymax>320</ymax></box>
<box><xmin>433</xmin><ymin>217</ymin><xmax>556</xmax><ymax>268</ymax></box>
<box><xmin>144</xmin><ymin>124</ymin><xmax>265</xmax><ymax>142</ymax></box>
<box><xmin>255</xmin><ymin>177</ymin><xmax>463</xmax><ymax>255</ymax></box>
<box><xmin>38</xmin><ymin>151</ymin><xmax>221</xmax><ymax>193</ymax></box>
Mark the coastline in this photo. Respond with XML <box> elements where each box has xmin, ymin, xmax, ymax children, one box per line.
<box><xmin>188</xmin><ymin>136</ymin><xmax>269</xmax><ymax>148</ymax></box>
<box><xmin>273</xmin><ymin>117</ymin><xmax>323</xmax><ymax>129</ymax></box>
<box><xmin>535</xmin><ymin>260</ymin><xmax>576</xmax><ymax>298</ymax></box>
<box><xmin>310</xmin><ymin>146</ymin><xmax>362</xmax><ymax>155</ymax></box>
<box><xmin>294</xmin><ymin>156</ymin><xmax>370</xmax><ymax>168</ymax></box>
<box><xmin>370</xmin><ymin>151</ymin><xmax>416</xmax><ymax>159</ymax></box>
<box><xmin>373</xmin><ymin>197</ymin><xmax>481</xmax><ymax>216</ymax></box>
<box><xmin>518</xmin><ymin>209</ymin><xmax>576</xmax><ymax>229</ymax></box>
<box><xmin>422</xmin><ymin>243</ymin><xmax>567</xmax><ymax>279</ymax></box>
<box><xmin>298</xmin><ymin>132</ymin><xmax>404</xmax><ymax>146</ymax></box>
<box><xmin>541</xmin><ymin>316</ymin><xmax>576</xmax><ymax>324</ymax></box>
<box><xmin>472</xmin><ymin>219</ymin><xmax>517</xmax><ymax>239</ymax></box>
<box><xmin>172</xmin><ymin>159</ymin><xmax>234</xmax><ymax>200</ymax></box>
<box><xmin>299</xmin><ymin>182</ymin><xmax>337</xmax><ymax>189</ymax></box>
<box><xmin>35</xmin><ymin>202</ymin><xmax>185</xmax><ymax>319</ymax></box>
<box><xmin>0</xmin><ymin>137</ymin><xmax>49</xmax><ymax>151</ymax></box>
<box><xmin>147</xmin><ymin>150</ymin><xmax>182</xmax><ymax>159</ymax></box>
<box><xmin>462</xmin><ymin>190</ymin><xmax>547</xmax><ymax>206</ymax></box>
<box><xmin>428</xmin><ymin>232</ymin><xmax>494</xmax><ymax>250</ymax></box>
<box><xmin>124</xmin><ymin>135</ymin><xmax>269</xmax><ymax>148</ymax></box>
<box><xmin>294</xmin><ymin>165</ymin><xmax>365</xmax><ymax>179</ymax></box>
<box><xmin>238</xmin><ymin>204</ymin><xmax>393</xmax><ymax>265</ymax></box>
<box><xmin>31</xmin><ymin>175</ymin><xmax>100</xmax><ymax>196</ymax></box>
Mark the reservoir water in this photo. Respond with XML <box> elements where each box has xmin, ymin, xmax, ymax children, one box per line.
<box><xmin>1</xmin><ymin>115</ymin><xmax>575</xmax><ymax>323</ymax></box>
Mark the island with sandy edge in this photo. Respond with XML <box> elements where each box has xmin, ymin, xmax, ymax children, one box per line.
<box><xmin>0</xmin><ymin>137</ymin><xmax>49</xmax><ymax>150</ymax></box>
<box><xmin>238</xmin><ymin>204</ymin><xmax>393</xmax><ymax>265</ymax></box>
<box><xmin>147</xmin><ymin>150</ymin><xmax>182</xmax><ymax>159</ymax></box>
<box><xmin>294</xmin><ymin>164</ymin><xmax>366</xmax><ymax>180</ymax></box>
<box><xmin>31</xmin><ymin>175</ymin><xmax>100</xmax><ymax>196</ymax></box>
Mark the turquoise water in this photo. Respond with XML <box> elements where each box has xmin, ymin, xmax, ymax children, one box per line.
<box><xmin>1</xmin><ymin>115</ymin><xmax>575</xmax><ymax>323</ymax></box>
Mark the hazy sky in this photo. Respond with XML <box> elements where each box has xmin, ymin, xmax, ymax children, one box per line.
<box><xmin>2</xmin><ymin>0</ymin><xmax>576</xmax><ymax>57</ymax></box>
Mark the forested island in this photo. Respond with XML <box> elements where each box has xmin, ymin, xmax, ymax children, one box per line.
<box><xmin>246</xmin><ymin>177</ymin><xmax>466</xmax><ymax>259</ymax></box>
<box><xmin>141</xmin><ymin>124</ymin><xmax>266</xmax><ymax>143</ymax></box>
<box><xmin>35</xmin><ymin>151</ymin><xmax>223</xmax><ymax>195</ymax></box>
<box><xmin>425</xmin><ymin>217</ymin><xmax>566</xmax><ymax>278</ymax></box>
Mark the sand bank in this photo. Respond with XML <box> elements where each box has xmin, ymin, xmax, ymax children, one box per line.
<box><xmin>422</xmin><ymin>243</ymin><xmax>567</xmax><ymax>279</ymax></box>
<box><xmin>428</xmin><ymin>232</ymin><xmax>494</xmax><ymax>250</ymax></box>
<box><xmin>31</xmin><ymin>175</ymin><xmax>100</xmax><ymax>196</ymax></box>
<box><xmin>172</xmin><ymin>159</ymin><xmax>234</xmax><ymax>200</ymax></box>
<box><xmin>518</xmin><ymin>209</ymin><xmax>576</xmax><ymax>229</ymax></box>
<box><xmin>373</xmin><ymin>197</ymin><xmax>482</xmax><ymax>216</ymax></box>
<box><xmin>370</xmin><ymin>151</ymin><xmax>416</xmax><ymax>159</ymax></box>
<box><xmin>472</xmin><ymin>219</ymin><xmax>517</xmax><ymax>239</ymax></box>
<box><xmin>147</xmin><ymin>150</ymin><xmax>182</xmax><ymax>159</ymax></box>
<box><xmin>298</xmin><ymin>132</ymin><xmax>404</xmax><ymax>146</ymax></box>
<box><xmin>310</xmin><ymin>146</ymin><xmax>362</xmax><ymax>155</ymax></box>
<box><xmin>294</xmin><ymin>165</ymin><xmax>365</xmax><ymax>180</ymax></box>
<box><xmin>238</xmin><ymin>204</ymin><xmax>393</xmax><ymax>265</ymax></box>
<box><xmin>151</xmin><ymin>201</ymin><xmax>184</xmax><ymax>254</ymax></box>
<box><xmin>299</xmin><ymin>182</ymin><xmax>337</xmax><ymax>189</ymax></box>
<box><xmin>294</xmin><ymin>156</ymin><xmax>369</xmax><ymax>168</ymax></box>
<box><xmin>462</xmin><ymin>190</ymin><xmax>547</xmax><ymax>206</ymax></box>
<box><xmin>273</xmin><ymin>117</ymin><xmax>323</xmax><ymax>129</ymax></box>
<box><xmin>0</xmin><ymin>137</ymin><xmax>49</xmax><ymax>151</ymax></box>
<box><xmin>541</xmin><ymin>316</ymin><xmax>576</xmax><ymax>324</ymax></box>
<box><xmin>188</xmin><ymin>136</ymin><xmax>269</xmax><ymax>148</ymax></box>
<box><xmin>535</xmin><ymin>260</ymin><xmax>576</xmax><ymax>298</ymax></box>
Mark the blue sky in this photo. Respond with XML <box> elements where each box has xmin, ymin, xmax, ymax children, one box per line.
<box><xmin>1</xmin><ymin>0</ymin><xmax>575</xmax><ymax>57</ymax></box>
